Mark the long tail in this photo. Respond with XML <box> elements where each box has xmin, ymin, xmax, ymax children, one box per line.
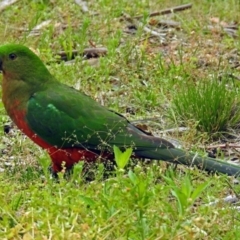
<box><xmin>139</xmin><ymin>147</ymin><xmax>240</xmax><ymax>176</ymax></box>
<box><xmin>126</xmin><ymin>125</ymin><xmax>240</xmax><ymax>176</ymax></box>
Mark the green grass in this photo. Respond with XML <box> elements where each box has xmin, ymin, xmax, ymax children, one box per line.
<box><xmin>1</xmin><ymin>164</ymin><xmax>239</xmax><ymax>239</ymax></box>
<box><xmin>171</xmin><ymin>78</ymin><xmax>240</xmax><ymax>134</ymax></box>
<box><xmin>1</xmin><ymin>0</ymin><xmax>240</xmax><ymax>239</ymax></box>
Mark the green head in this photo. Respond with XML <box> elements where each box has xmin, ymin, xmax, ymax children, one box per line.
<box><xmin>0</xmin><ymin>44</ymin><xmax>51</xmax><ymax>84</ymax></box>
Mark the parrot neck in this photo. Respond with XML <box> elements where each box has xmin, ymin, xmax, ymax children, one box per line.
<box><xmin>2</xmin><ymin>75</ymin><xmax>52</xmax><ymax>118</ymax></box>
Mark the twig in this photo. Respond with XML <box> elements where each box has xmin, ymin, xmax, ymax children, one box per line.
<box><xmin>135</xmin><ymin>3</ymin><xmax>192</xmax><ymax>19</ymax></box>
<box><xmin>83</xmin><ymin>47</ymin><xmax>107</xmax><ymax>57</ymax></box>
<box><xmin>206</xmin><ymin>143</ymin><xmax>240</xmax><ymax>149</ymax></box>
<box><xmin>158</xmin><ymin>127</ymin><xmax>189</xmax><ymax>134</ymax></box>
<box><xmin>57</xmin><ymin>47</ymin><xmax>108</xmax><ymax>61</ymax></box>
<box><xmin>230</xmin><ymin>64</ymin><xmax>240</xmax><ymax>69</ymax></box>
<box><xmin>89</xmin><ymin>40</ymin><xmax>97</xmax><ymax>48</ymax></box>
<box><xmin>158</xmin><ymin>20</ymin><xmax>181</xmax><ymax>29</ymax></box>
<box><xmin>28</xmin><ymin>20</ymin><xmax>52</xmax><ymax>37</ymax></box>
<box><xmin>138</xmin><ymin>22</ymin><xmax>166</xmax><ymax>38</ymax></box>
<box><xmin>0</xmin><ymin>0</ymin><xmax>18</xmax><ymax>12</ymax></box>
<box><xmin>207</xmin><ymin>195</ymin><xmax>240</xmax><ymax>206</ymax></box>
<box><xmin>123</xmin><ymin>4</ymin><xmax>188</xmax><ymax>39</ymax></box>
<box><xmin>132</xmin><ymin>118</ymin><xmax>189</xmax><ymax>133</ymax></box>
<box><xmin>132</xmin><ymin>117</ymin><xmax>162</xmax><ymax>123</ymax></box>
<box><xmin>224</xmin><ymin>27</ymin><xmax>238</xmax><ymax>38</ymax></box>
<box><xmin>75</xmin><ymin>0</ymin><xmax>88</xmax><ymax>13</ymax></box>
<box><xmin>228</xmin><ymin>73</ymin><xmax>240</xmax><ymax>80</ymax></box>
<box><xmin>122</xmin><ymin>15</ymin><xmax>167</xmax><ymax>39</ymax></box>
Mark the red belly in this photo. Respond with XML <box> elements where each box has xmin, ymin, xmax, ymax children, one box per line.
<box><xmin>47</xmin><ymin>147</ymin><xmax>111</xmax><ymax>172</ymax></box>
<box><xmin>11</xmin><ymin>109</ymin><xmax>112</xmax><ymax>172</ymax></box>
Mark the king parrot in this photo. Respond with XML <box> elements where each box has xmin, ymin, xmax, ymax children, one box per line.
<box><xmin>0</xmin><ymin>43</ymin><xmax>240</xmax><ymax>176</ymax></box>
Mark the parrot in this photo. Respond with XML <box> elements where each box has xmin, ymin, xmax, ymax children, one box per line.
<box><xmin>0</xmin><ymin>43</ymin><xmax>240</xmax><ymax>176</ymax></box>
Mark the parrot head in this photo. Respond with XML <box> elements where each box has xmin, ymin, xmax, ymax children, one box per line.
<box><xmin>0</xmin><ymin>44</ymin><xmax>51</xmax><ymax>84</ymax></box>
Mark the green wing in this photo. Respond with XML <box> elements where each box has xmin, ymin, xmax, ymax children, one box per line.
<box><xmin>26</xmin><ymin>82</ymin><xmax>168</xmax><ymax>152</ymax></box>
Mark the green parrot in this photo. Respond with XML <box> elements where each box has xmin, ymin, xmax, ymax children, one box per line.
<box><xmin>0</xmin><ymin>43</ymin><xmax>239</xmax><ymax>175</ymax></box>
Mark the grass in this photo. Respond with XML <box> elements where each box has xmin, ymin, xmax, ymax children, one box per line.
<box><xmin>171</xmin><ymin>77</ymin><xmax>240</xmax><ymax>134</ymax></box>
<box><xmin>1</xmin><ymin>0</ymin><xmax>240</xmax><ymax>239</ymax></box>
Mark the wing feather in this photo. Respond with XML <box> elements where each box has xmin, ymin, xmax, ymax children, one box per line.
<box><xmin>26</xmin><ymin>83</ymin><xmax>139</xmax><ymax>150</ymax></box>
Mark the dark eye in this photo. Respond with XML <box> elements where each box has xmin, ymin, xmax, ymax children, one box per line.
<box><xmin>9</xmin><ymin>53</ymin><xmax>17</xmax><ymax>60</ymax></box>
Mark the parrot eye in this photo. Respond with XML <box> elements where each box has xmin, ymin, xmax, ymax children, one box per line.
<box><xmin>9</xmin><ymin>53</ymin><xmax>17</xmax><ymax>60</ymax></box>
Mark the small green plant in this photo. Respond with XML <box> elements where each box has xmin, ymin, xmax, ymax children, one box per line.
<box><xmin>163</xmin><ymin>170</ymin><xmax>210</xmax><ymax>216</ymax></box>
<box><xmin>128</xmin><ymin>169</ymin><xmax>151</xmax><ymax>208</ymax></box>
<box><xmin>171</xmin><ymin>78</ymin><xmax>240</xmax><ymax>133</ymax></box>
<box><xmin>38</xmin><ymin>153</ymin><xmax>51</xmax><ymax>178</ymax></box>
<box><xmin>113</xmin><ymin>145</ymin><xmax>132</xmax><ymax>170</ymax></box>
<box><xmin>71</xmin><ymin>161</ymin><xmax>84</xmax><ymax>183</ymax></box>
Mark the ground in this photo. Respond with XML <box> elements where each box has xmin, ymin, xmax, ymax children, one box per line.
<box><xmin>0</xmin><ymin>0</ymin><xmax>240</xmax><ymax>239</ymax></box>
